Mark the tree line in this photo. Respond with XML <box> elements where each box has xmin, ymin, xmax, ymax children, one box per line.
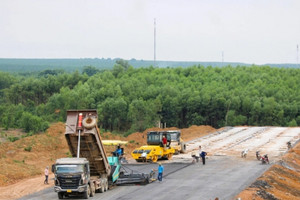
<box><xmin>0</xmin><ymin>61</ymin><xmax>300</xmax><ymax>135</ymax></box>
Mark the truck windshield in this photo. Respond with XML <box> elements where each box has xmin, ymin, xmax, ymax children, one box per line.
<box><xmin>56</xmin><ymin>165</ymin><xmax>84</xmax><ymax>174</ymax></box>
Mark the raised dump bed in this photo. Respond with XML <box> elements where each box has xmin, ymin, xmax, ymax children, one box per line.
<box><xmin>65</xmin><ymin>110</ymin><xmax>111</xmax><ymax>176</ymax></box>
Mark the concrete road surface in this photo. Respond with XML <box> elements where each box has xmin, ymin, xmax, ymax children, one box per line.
<box><xmin>19</xmin><ymin>156</ymin><xmax>269</xmax><ymax>200</ymax></box>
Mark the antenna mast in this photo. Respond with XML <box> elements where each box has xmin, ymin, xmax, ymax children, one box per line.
<box><xmin>297</xmin><ymin>44</ymin><xmax>299</xmax><ymax>67</ymax></box>
<box><xmin>154</xmin><ymin>18</ymin><xmax>156</xmax><ymax>67</ymax></box>
<box><xmin>222</xmin><ymin>51</ymin><xmax>224</xmax><ymax>67</ymax></box>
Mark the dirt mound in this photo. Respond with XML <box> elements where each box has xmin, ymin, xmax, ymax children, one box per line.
<box><xmin>236</xmin><ymin>141</ymin><xmax>300</xmax><ymax>200</ymax></box>
<box><xmin>0</xmin><ymin>122</ymin><xmax>68</xmax><ymax>186</ymax></box>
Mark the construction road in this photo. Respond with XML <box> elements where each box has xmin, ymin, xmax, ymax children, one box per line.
<box><xmin>19</xmin><ymin>127</ymin><xmax>300</xmax><ymax>200</ymax></box>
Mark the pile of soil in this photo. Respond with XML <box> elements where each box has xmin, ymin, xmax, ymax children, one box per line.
<box><xmin>0</xmin><ymin>122</ymin><xmax>68</xmax><ymax>186</ymax></box>
<box><xmin>0</xmin><ymin>123</ymin><xmax>216</xmax><ymax>199</ymax></box>
<box><xmin>236</xmin><ymin>141</ymin><xmax>300</xmax><ymax>200</ymax></box>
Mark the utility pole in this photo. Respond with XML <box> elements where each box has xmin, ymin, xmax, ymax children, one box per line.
<box><xmin>222</xmin><ymin>51</ymin><xmax>224</xmax><ymax>67</ymax></box>
<box><xmin>154</xmin><ymin>18</ymin><xmax>156</xmax><ymax>67</ymax></box>
<box><xmin>297</xmin><ymin>44</ymin><xmax>299</xmax><ymax>67</ymax></box>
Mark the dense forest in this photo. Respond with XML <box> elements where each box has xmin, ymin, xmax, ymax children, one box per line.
<box><xmin>0</xmin><ymin>60</ymin><xmax>300</xmax><ymax>136</ymax></box>
<box><xmin>1</xmin><ymin>58</ymin><xmax>300</xmax><ymax>73</ymax></box>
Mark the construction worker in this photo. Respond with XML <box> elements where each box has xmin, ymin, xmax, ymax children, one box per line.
<box><xmin>200</xmin><ymin>149</ymin><xmax>207</xmax><ymax>165</ymax></box>
<box><xmin>44</xmin><ymin>166</ymin><xmax>49</xmax><ymax>184</ymax></box>
<box><xmin>191</xmin><ymin>149</ymin><xmax>199</xmax><ymax>163</ymax></box>
<box><xmin>113</xmin><ymin>144</ymin><xmax>123</xmax><ymax>159</ymax></box>
<box><xmin>162</xmin><ymin>136</ymin><xmax>167</xmax><ymax>150</ymax></box>
<box><xmin>157</xmin><ymin>162</ymin><xmax>164</xmax><ymax>182</ymax></box>
<box><xmin>198</xmin><ymin>146</ymin><xmax>202</xmax><ymax>160</ymax></box>
<box><xmin>287</xmin><ymin>141</ymin><xmax>292</xmax><ymax>149</ymax></box>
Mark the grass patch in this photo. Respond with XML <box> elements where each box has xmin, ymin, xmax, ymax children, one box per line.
<box><xmin>0</xmin><ymin>131</ymin><xmax>6</xmax><ymax>137</ymax></box>
<box><xmin>13</xmin><ymin>160</ymin><xmax>24</xmax><ymax>164</ymax></box>
<box><xmin>26</xmin><ymin>132</ymin><xmax>34</xmax><ymax>137</ymax></box>
<box><xmin>8</xmin><ymin>136</ymin><xmax>19</xmax><ymax>142</ymax></box>
<box><xmin>24</xmin><ymin>146</ymin><xmax>32</xmax><ymax>152</ymax></box>
<box><xmin>65</xmin><ymin>152</ymin><xmax>72</xmax><ymax>158</ymax></box>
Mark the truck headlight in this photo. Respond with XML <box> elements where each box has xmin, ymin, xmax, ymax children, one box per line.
<box><xmin>78</xmin><ymin>187</ymin><xmax>85</xmax><ymax>192</ymax></box>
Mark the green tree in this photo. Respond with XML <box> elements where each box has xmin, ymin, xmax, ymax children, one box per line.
<box><xmin>19</xmin><ymin>112</ymin><xmax>49</xmax><ymax>133</ymax></box>
<box><xmin>128</xmin><ymin>98</ymin><xmax>160</xmax><ymax>132</ymax></box>
<box><xmin>98</xmin><ymin>97</ymin><xmax>128</xmax><ymax>132</ymax></box>
<box><xmin>287</xmin><ymin>119</ymin><xmax>297</xmax><ymax>127</ymax></box>
<box><xmin>82</xmin><ymin>66</ymin><xmax>99</xmax><ymax>76</ymax></box>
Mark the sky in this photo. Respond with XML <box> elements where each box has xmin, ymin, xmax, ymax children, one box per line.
<box><xmin>0</xmin><ymin>0</ymin><xmax>300</xmax><ymax>65</ymax></box>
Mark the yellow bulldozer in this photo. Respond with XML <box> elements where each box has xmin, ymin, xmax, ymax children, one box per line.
<box><xmin>131</xmin><ymin>130</ymin><xmax>186</xmax><ymax>163</ymax></box>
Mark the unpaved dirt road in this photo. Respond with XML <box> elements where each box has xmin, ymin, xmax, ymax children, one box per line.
<box><xmin>18</xmin><ymin>127</ymin><xmax>300</xmax><ymax>200</ymax></box>
<box><xmin>181</xmin><ymin>126</ymin><xmax>300</xmax><ymax>161</ymax></box>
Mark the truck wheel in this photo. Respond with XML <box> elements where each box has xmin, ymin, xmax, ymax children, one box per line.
<box><xmin>180</xmin><ymin>143</ymin><xmax>187</xmax><ymax>153</ymax></box>
<box><xmin>58</xmin><ymin>192</ymin><xmax>64</xmax><ymax>199</ymax></box>
<box><xmin>82</xmin><ymin>117</ymin><xmax>97</xmax><ymax>129</ymax></box>
<box><xmin>99</xmin><ymin>182</ymin><xmax>105</xmax><ymax>193</ymax></box>
<box><xmin>104</xmin><ymin>180</ymin><xmax>108</xmax><ymax>191</ymax></box>
<box><xmin>83</xmin><ymin>185</ymin><xmax>90</xmax><ymax>199</ymax></box>
<box><xmin>90</xmin><ymin>184</ymin><xmax>95</xmax><ymax>197</ymax></box>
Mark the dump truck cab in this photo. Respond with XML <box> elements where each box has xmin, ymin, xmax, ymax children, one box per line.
<box><xmin>52</xmin><ymin>158</ymin><xmax>91</xmax><ymax>198</ymax></box>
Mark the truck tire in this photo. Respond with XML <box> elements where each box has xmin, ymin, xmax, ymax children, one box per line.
<box><xmin>83</xmin><ymin>185</ymin><xmax>90</xmax><ymax>199</ymax></box>
<box><xmin>99</xmin><ymin>182</ymin><xmax>105</xmax><ymax>193</ymax></box>
<box><xmin>90</xmin><ymin>183</ymin><xmax>95</xmax><ymax>197</ymax></box>
<box><xmin>180</xmin><ymin>143</ymin><xmax>187</xmax><ymax>153</ymax></box>
<box><xmin>58</xmin><ymin>192</ymin><xmax>64</xmax><ymax>199</ymax></box>
<box><xmin>82</xmin><ymin>117</ymin><xmax>97</xmax><ymax>129</ymax></box>
<box><xmin>104</xmin><ymin>179</ymin><xmax>108</xmax><ymax>191</ymax></box>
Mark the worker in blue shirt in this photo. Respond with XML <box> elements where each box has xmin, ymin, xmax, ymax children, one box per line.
<box><xmin>157</xmin><ymin>162</ymin><xmax>164</xmax><ymax>182</ymax></box>
<box><xmin>113</xmin><ymin>145</ymin><xmax>123</xmax><ymax>159</ymax></box>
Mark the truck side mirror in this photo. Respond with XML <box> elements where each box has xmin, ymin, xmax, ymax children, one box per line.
<box><xmin>85</xmin><ymin>164</ymin><xmax>89</xmax><ymax>173</ymax></box>
<box><xmin>51</xmin><ymin>164</ymin><xmax>55</xmax><ymax>173</ymax></box>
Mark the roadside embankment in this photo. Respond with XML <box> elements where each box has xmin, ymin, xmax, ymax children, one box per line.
<box><xmin>236</xmin><ymin>140</ymin><xmax>300</xmax><ymax>200</ymax></box>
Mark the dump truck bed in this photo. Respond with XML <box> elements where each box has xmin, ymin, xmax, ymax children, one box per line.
<box><xmin>65</xmin><ymin>110</ymin><xmax>111</xmax><ymax>177</ymax></box>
